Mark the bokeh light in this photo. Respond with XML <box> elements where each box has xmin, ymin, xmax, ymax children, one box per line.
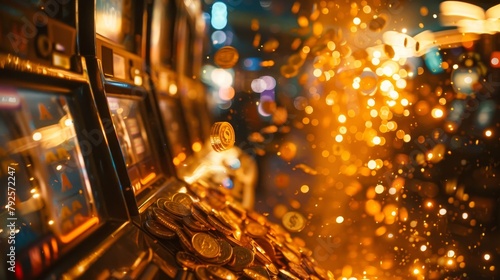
<box><xmin>205</xmin><ymin>1</ymin><xmax>500</xmax><ymax>279</ymax></box>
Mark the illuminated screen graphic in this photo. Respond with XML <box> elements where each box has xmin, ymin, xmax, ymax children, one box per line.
<box><xmin>0</xmin><ymin>86</ymin><xmax>100</xmax><ymax>257</ymax></box>
<box><xmin>95</xmin><ymin>0</ymin><xmax>137</xmax><ymax>52</ymax></box>
<box><xmin>107</xmin><ymin>97</ymin><xmax>157</xmax><ymax>194</ymax></box>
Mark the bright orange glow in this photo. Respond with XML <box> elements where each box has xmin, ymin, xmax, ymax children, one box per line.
<box><xmin>60</xmin><ymin>217</ymin><xmax>99</xmax><ymax>244</ymax></box>
<box><xmin>192</xmin><ymin>141</ymin><xmax>202</xmax><ymax>152</ymax></box>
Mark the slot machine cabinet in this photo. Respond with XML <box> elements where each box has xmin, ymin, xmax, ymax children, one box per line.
<box><xmin>77</xmin><ymin>0</ymin><xmax>182</xmax><ymax>216</ymax></box>
<box><xmin>174</xmin><ymin>0</ymin><xmax>205</xmax><ymax>153</ymax></box>
<box><xmin>0</xmin><ymin>1</ymin><xmax>164</xmax><ymax>279</ymax></box>
<box><xmin>77</xmin><ymin>1</ymin><xmax>195</xmax><ymax>275</ymax></box>
<box><xmin>171</xmin><ymin>1</ymin><xmax>258</xmax><ymax>209</ymax></box>
<box><xmin>146</xmin><ymin>0</ymin><xmax>195</xmax><ymax>170</ymax></box>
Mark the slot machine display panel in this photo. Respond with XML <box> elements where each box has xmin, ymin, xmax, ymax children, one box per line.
<box><xmin>79</xmin><ymin>0</ymin><xmax>179</xmax><ymax>212</ymax></box>
<box><xmin>106</xmin><ymin>95</ymin><xmax>162</xmax><ymax>202</ymax></box>
<box><xmin>0</xmin><ymin>1</ymin><xmax>145</xmax><ymax>278</ymax></box>
<box><xmin>158</xmin><ymin>95</ymin><xmax>194</xmax><ymax>167</ymax></box>
<box><xmin>0</xmin><ymin>85</ymin><xmax>101</xmax><ymax>279</ymax></box>
<box><xmin>0</xmin><ymin>64</ymin><xmax>140</xmax><ymax>279</ymax></box>
<box><xmin>146</xmin><ymin>0</ymin><xmax>194</xmax><ymax>168</ymax></box>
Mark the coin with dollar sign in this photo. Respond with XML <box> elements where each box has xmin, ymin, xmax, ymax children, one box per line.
<box><xmin>281</xmin><ymin>211</ymin><xmax>306</xmax><ymax>232</ymax></box>
<box><xmin>210</xmin><ymin>122</ymin><xmax>235</xmax><ymax>152</ymax></box>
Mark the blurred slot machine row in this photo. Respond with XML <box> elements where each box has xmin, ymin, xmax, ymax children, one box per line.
<box><xmin>0</xmin><ymin>1</ymin><xmax>331</xmax><ymax>280</ymax></box>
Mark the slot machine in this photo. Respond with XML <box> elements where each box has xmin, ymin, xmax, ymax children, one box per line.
<box><xmin>0</xmin><ymin>1</ymin><xmax>177</xmax><ymax>279</ymax></box>
<box><xmin>77</xmin><ymin>0</ymin><xmax>182</xmax><ymax>215</ymax></box>
<box><xmin>146</xmin><ymin>0</ymin><xmax>196</xmax><ymax>171</ymax></box>
<box><xmin>78</xmin><ymin>0</ymin><xmax>205</xmax><ymax>273</ymax></box>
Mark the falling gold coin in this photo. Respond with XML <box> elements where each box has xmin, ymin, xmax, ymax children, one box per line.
<box><xmin>282</xmin><ymin>211</ymin><xmax>306</xmax><ymax>232</ymax></box>
<box><xmin>280</xmin><ymin>64</ymin><xmax>299</xmax><ymax>78</ymax></box>
<box><xmin>211</xmin><ymin>122</ymin><xmax>235</xmax><ymax>152</ymax></box>
<box><xmin>214</xmin><ymin>46</ymin><xmax>239</xmax><ymax>69</ymax></box>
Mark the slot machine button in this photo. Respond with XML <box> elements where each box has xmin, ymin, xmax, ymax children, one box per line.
<box><xmin>130</xmin><ymin>67</ymin><xmax>143</xmax><ymax>86</ymax></box>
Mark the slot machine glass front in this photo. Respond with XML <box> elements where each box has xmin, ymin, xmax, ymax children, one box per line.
<box><xmin>0</xmin><ymin>86</ymin><xmax>102</xmax><ymax>278</ymax></box>
<box><xmin>94</xmin><ymin>0</ymin><xmax>162</xmax><ymax>198</ymax></box>
<box><xmin>148</xmin><ymin>0</ymin><xmax>194</xmax><ymax>167</ymax></box>
<box><xmin>107</xmin><ymin>96</ymin><xmax>157</xmax><ymax>196</ymax></box>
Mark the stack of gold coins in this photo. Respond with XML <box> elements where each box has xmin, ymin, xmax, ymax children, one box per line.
<box><xmin>210</xmin><ymin>122</ymin><xmax>236</xmax><ymax>152</ymax></box>
<box><xmin>143</xmin><ymin>180</ymin><xmax>335</xmax><ymax>280</ymax></box>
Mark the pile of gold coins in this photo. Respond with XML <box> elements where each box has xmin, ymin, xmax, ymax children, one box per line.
<box><xmin>143</xmin><ymin>180</ymin><xmax>334</xmax><ymax>279</ymax></box>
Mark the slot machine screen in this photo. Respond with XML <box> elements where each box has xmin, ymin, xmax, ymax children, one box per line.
<box><xmin>95</xmin><ymin>0</ymin><xmax>139</xmax><ymax>54</ymax></box>
<box><xmin>158</xmin><ymin>98</ymin><xmax>192</xmax><ymax>166</ymax></box>
<box><xmin>107</xmin><ymin>96</ymin><xmax>158</xmax><ymax>195</ymax></box>
<box><xmin>0</xmin><ymin>86</ymin><xmax>101</xmax><ymax>275</ymax></box>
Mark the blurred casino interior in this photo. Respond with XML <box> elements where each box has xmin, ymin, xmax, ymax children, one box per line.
<box><xmin>0</xmin><ymin>0</ymin><xmax>499</xmax><ymax>279</ymax></box>
<box><xmin>201</xmin><ymin>0</ymin><xmax>500</xmax><ymax>279</ymax></box>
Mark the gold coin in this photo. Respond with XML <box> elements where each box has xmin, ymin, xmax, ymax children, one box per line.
<box><xmin>172</xmin><ymin>192</ymin><xmax>193</xmax><ymax>208</ymax></box>
<box><xmin>164</xmin><ymin>201</ymin><xmax>191</xmax><ymax>218</ymax></box>
<box><xmin>206</xmin><ymin>265</ymin><xmax>237</xmax><ymax>280</ymax></box>
<box><xmin>265</xmin><ymin>263</ymin><xmax>279</xmax><ymax>276</ymax></box>
<box><xmin>289</xmin><ymin>263</ymin><xmax>309</xmax><ymax>279</ymax></box>
<box><xmin>243</xmin><ymin>266</ymin><xmax>270</xmax><ymax>280</ymax></box>
<box><xmin>176</xmin><ymin>251</ymin><xmax>200</xmax><ymax>270</ymax></box>
<box><xmin>213</xmin><ymin>239</ymin><xmax>233</xmax><ymax>265</ymax></box>
<box><xmin>278</xmin><ymin>269</ymin><xmax>300</xmax><ymax>280</ymax></box>
<box><xmin>210</xmin><ymin>122</ymin><xmax>235</xmax><ymax>152</ymax></box>
<box><xmin>214</xmin><ymin>46</ymin><xmax>239</xmax><ymax>69</ymax></box>
<box><xmin>245</xmin><ymin>222</ymin><xmax>268</xmax><ymax>238</ymax></box>
<box><xmin>281</xmin><ymin>211</ymin><xmax>306</xmax><ymax>232</ymax></box>
<box><xmin>280</xmin><ymin>247</ymin><xmax>301</xmax><ymax>265</ymax></box>
<box><xmin>229</xmin><ymin>246</ymin><xmax>254</xmax><ymax>270</ymax></box>
<box><xmin>192</xmin><ymin>232</ymin><xmax>221</xmax><ymax>259</ymax></box>
<box><xmin>152</xmin><ymin>208</ymin><xmax>180</xmax><ymax>231</ymax></box>
<box><xmin>143</xmin><ymin>220</ymin><xmax>176</xmax><ymax>239</ymax></box>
